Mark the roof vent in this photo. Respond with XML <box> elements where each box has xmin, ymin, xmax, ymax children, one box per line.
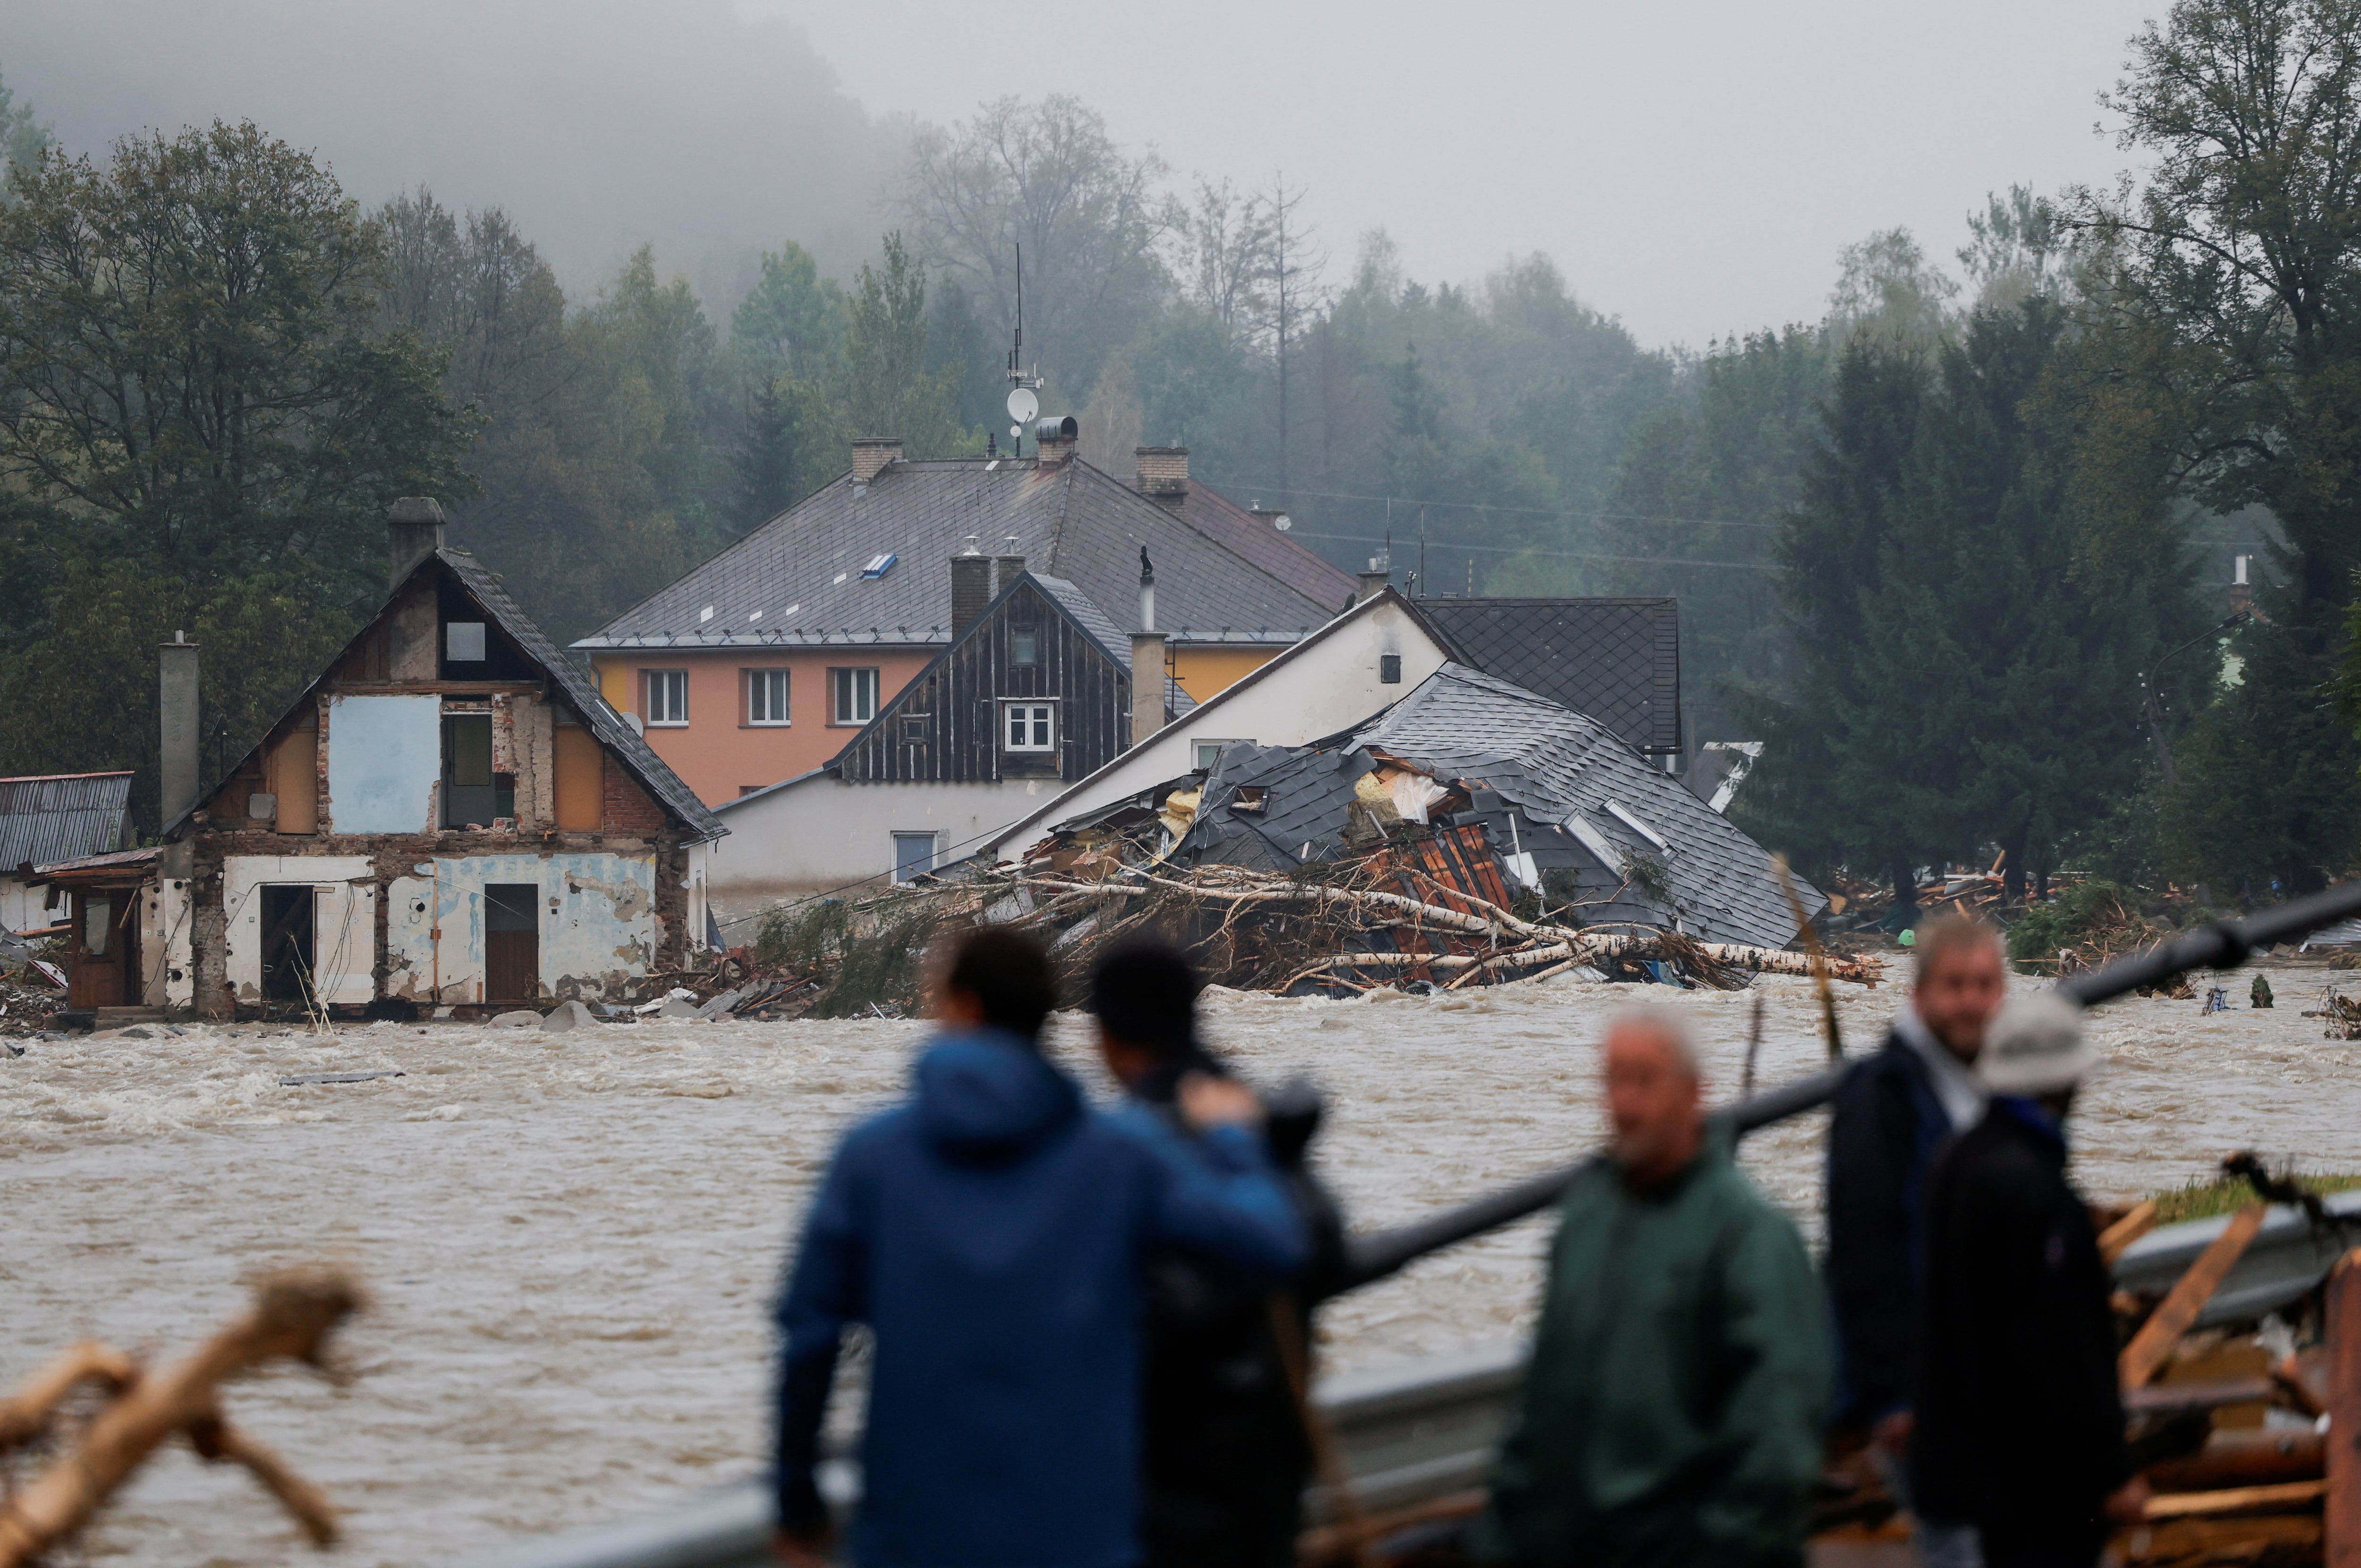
<box><xmin>862</xmin><ymin>552</ymin><xmax>898</xmax><ymax>579</ymax></box>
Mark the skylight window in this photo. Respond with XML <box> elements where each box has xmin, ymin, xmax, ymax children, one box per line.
<box><xmin>1603</xmin><ymin>800</ymin><xmax>1672</xmax><ymax>853</ymax></box>
<box><xmin>699</xmin><ymin>605</ymin><xmax>714</xmax><ymax>623</ymax></box>
<box><xmin>862</xmin><ymin>552</ymin><xmax>898</xmax><ymax>579</ymax></box>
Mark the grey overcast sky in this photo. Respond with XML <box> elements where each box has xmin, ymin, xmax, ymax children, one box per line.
<box><xmin>8</xmin><ymin>0</ymin><xmax>2158</xmax><ymax>347</ymax></box>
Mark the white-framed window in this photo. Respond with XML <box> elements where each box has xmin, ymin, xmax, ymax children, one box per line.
<box><xmin>892</xmin><ymin>831</ymin><xmax>939</xmax><ymax>883</ymax></box>
<box><xmin>747</xmin><ymin>668</ymin><xmax>790</xmax><ymax>725</ymax></box>
<box><xmin>832</xmin><ymin>667</ymin><xmax>880</xmax><ymax>725</ymax></box>
<box><xmin>1194</xmin><ymin>738</ymin><xmax>1247</xmax><ymax>771</ymax></box>
<box><xmin>1003</xmin><ymin>701</ymin><xmax>1056</xmax><ymax>752</ymax></box>
<box><xmin>645</xmin><ymin>669</ymin><xmax>688</xmax><ymax>726</ymax></box>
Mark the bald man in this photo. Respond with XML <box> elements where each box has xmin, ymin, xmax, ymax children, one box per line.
<box><xmin>1479</xmin><ymin>1010</ymin><xmax>1830</xmax><ymax>1568</ymax></box>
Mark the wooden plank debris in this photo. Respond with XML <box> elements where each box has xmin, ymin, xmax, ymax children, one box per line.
<box><xmin>2121</xmin><ymin>1205</ymin><xmax>2268</xmax><ymax>1389</ymax></box>
<box><xmin>2330</xmin><ymin>1247</ymin><xmax>2361</xmax><ymax>1568</ymax></box>
<box><xmin>2099</xmin><ymin>1199</ymin><xmax>2161</xmax><ymax>1266</ymax></box>
<box><xmin>2144</xmin><ymin>1479</ymin><xmax>2327</xmax><ymax>1520</ymax></box>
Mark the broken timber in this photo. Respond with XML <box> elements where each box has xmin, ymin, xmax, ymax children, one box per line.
<box><xmin>0</xmin><ymin>1268</ymin><xmax>364</xmax><ymax>1566</ymax></box>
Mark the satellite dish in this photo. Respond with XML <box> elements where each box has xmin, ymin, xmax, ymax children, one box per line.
<box><xmin>1011</xmin><ymin>424</ymin><xmax>1024</xmax><ymax>440</ymax></box>
<box><xmin>1006</xmin><ymin>386</ymin><xmax>1040</xmax><ymax>424</ymax></box>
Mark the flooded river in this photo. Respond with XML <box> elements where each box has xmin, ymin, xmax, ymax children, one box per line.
<box><xmin>4</xmin><ymin>963</ymin><xmax>2359</xmax><ymax>1565</ymax></box>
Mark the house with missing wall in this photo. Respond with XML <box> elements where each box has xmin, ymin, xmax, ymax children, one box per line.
<box><xmin>570</xmin><ymin>427</ymin><xmax>1356</xmax><ymax>807</ymax></box>
<box><xmin>0</xmin><ymin>772</ymin><xmax>133</xmax><ymax>934</ymax></box>
<box><xmin>45</xmin><ymin>499</ymin><xmax>724</xmax><ymax>1021</ymax></box>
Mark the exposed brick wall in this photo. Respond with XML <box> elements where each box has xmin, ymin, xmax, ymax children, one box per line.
<box><xmin>602</xmin><ymin>754</ymin><xmax>666</xmax><ymax>836</ymax></box>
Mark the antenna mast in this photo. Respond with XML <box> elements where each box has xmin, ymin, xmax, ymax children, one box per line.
<box><xmin>1002</xmin><ymin>244</ymin><xmax>1044</xmax><ymax>458</ymax></box>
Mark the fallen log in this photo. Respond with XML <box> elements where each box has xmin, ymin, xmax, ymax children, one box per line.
<box><xmin>0</xmin><ymin>1268</ymin><xmax>364</xmax><ymax>1568</ymax></box>
<box><xmin>0</xmin><ymin>1340</ymin><xmax>135</xmax><ymax>1450</ymax></box>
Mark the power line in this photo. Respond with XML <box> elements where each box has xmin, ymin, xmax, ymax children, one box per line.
<box><xmin>1214</xmin><ymin>479</ymin><xmax>1785</xmax><ymax>532</ymax></box>
<box><xmin>1281</xmin><ymin>527</ymin><xmax>1777</xmax><ymax>573</ymax></box>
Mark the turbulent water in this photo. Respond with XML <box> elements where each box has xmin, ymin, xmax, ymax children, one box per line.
<box><xmin>4</xmin><ymin>964</ymin><xmax>2358</xmax><ymax>1566</ymax></box>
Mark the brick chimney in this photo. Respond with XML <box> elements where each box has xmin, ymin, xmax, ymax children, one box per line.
<box><xmin>1035</xmin><ymin>415</ymin><xmax>1078</xmax><ymax>466</ymax></box>
<box><xmin>388</xmin><ymin>496</ymin><xmax>446</xmax><ymax>590</ymax></box>
<box><xmin>994</xmin><ymin>538</ymin><xmax>1027</xmax><ymax>598</ymax></box>
<box><xmin>1135</xmin><ymin>446</ymin><xmax>1188</xmax><ymax>512</ymax></box>
<box><xmin>852</xmin><ymin>437</ymin><xmax>903</xmax><ymax>484</ymax></box>
<box><xmin>951</xmin><ymin>540</ymin><xmax>991</xmax><ymax>636</ymax></box>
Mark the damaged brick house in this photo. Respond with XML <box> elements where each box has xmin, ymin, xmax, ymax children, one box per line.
<box><xmin>132</xmin><ymin>499</ymin><xmax>723</xmax><ymax>1019</ymax></box>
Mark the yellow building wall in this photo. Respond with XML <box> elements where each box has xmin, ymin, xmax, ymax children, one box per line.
<box><xmin>1170</xmin><ymin>645</ymin><xmax>1283</xmax><ymax>703</ymax></box>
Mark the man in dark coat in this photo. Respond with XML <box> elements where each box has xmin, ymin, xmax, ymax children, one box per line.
<box><xmin>1824</xmin><ymin>916</ymin><xmax>2004</xmax><ymax>1455</ymax></box>
<box><xmin>771</xmin><ymin>929</ymin><xmax>1307</xmax><ymax>1568</ymax></box>
<box><xmin>1090</xmin><ymin>939</ymin><xmax>1346</xmax><ymax>1568</ymax></box>
<box><xmin>1911</xmin><ymin>992</ymin><xmax>2148</xmax><ymax>1567</ymax></box>
<box><xmin>1480</xmin><ymin>1009</ymin><xmax>1829</xmax><ymax>1568</ymax></box>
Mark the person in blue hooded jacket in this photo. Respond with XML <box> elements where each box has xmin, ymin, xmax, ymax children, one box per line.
<box><xmin>772</xmin><ymin>927</ymin><xmax>1308</xmax><ymax>1568</ymax></box>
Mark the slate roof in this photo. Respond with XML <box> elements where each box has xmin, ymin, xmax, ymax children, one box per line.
<box><xmin>1411</xmin><ymin>597</ymin><xmax>1682</xmax><ymax>754</ymax></box>
<box><xmin>1182</xmin><ymin>664</ymin><xmax>1815</xmax><ymax>949</ymax></box>
<box><xmin>0</xmin><ymin>773</ymin><xmax>132</xmax><ymax>871</ymax></box>
<box><xmin>572</xmin><ymin>457</ymin><xmax>1356</xmax><ymax>653</ymax></box>
<box><xmin>437</xmin><ymin>549</ymin><xmax>725</xmax><ymax>840</ymax></box>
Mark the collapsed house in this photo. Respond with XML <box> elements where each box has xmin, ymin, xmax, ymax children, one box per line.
<box><xmin>0</xmin><ymin>772</ymin><xmax>133</xmax><ymax>934</ymax></box>
<box><xmin>44</xmin><ymin>500</ymin><xmax>724</xmax><ymax>1021</ymax></box>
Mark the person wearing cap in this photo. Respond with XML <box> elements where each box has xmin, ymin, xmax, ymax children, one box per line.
<box><xmin>1823</xmin><ymin>911</ymin><xmax>2005</xmax><ymax>1556</ymax></box>
<box><xmin>1908</xmin><ymin>993</ymin><xmax>2147</xmax><ymax>1568</ymax></box>
<box><xmin>1479</xmin><ymin>1008</ymin><xmax>1829</xmax><ymax>1568</ymax></box>
<box><xmin>1090</xmin><ymin>937</ymin><xmax>1345</xmax><ymax>1568</ymax></box>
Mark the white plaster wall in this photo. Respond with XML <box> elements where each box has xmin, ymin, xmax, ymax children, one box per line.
<box><xmin>702</xmin><ymin>778</ymin><xmax>1043</xmax><ymax>900</ymax></box>
<box><xmin>986</xmin><ymin>597</ymin><xmax>1452</xmax><ymax>859</ymax></box>
<box><xmin>222</xmin><ymin>856</ymin><xmax>376</xmax><ymax>1005</ymax></box>
<box><xmin>387</xmin><ymin>853</ymin><xmax>658</xmax><ymax>1005</ymax></box>
<box><xmin>0</xmin><ymin>877</ymin><xmax>58</xmax><ymax>933</ymax></box>
<box><xmin>140</xmin><ymin>877</ymin><xmax>195</xmax><ymax>1009</ymax></box>
<box><xmin>325</xmin><ymin>694</ymin><xmax>442</xmax><ymax>832</ymax></box>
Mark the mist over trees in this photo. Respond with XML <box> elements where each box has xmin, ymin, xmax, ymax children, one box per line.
<box><xmin>3</xmin><ymin>0</ymin><xmax>2360</xmax><ymax>900</ymax></box>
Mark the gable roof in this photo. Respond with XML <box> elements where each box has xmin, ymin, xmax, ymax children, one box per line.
<box><xmin>435</xmin><ymin>549</ymin><xmax>723</xmax><ymax>839</ymax></box>
<box><xmin>167</xmin><ymin>549</ymin><xmax>723</xmax><ymax>843</ymax></box>
<box><xmin>0</xmin><ymin>772</ymin><xmax>133</xmax><ymax>871</ymax></box>
<box><xmin>1350</xmin><ymin>664</ymin><xmax>1806</xmax><ymax>945</ymax></box>
<box><xmin>572</xmin><ymin>456</ymin><xmax>1356</xmax><ymax>654</ymax></box>
<box><xmin>1410</xmin><ymin>597</ymin><xmax>1681</xmax><ymax>754</ymax></box>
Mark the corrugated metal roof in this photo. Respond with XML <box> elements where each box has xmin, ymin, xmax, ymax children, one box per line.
<box><xmin>571</xmin><ymin>457</ymin><xmax>1351</xmax><ymax>653</ymax></box>
<box><xmin>0</xmin><ymin>772</ymin><xmax>132</xmax><ymax>870</ymax></box>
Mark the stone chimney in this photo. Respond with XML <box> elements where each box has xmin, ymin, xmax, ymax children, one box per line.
<box><xmin>1135</xmin><ymin>446</ymin><xmax>1188</xmax><ymax>512</ymax></box>
<box><xmin>160</xmin><ymin>632</ymin><xmax>200</xmax><ymax>828</ymax></box>
<box><xmin>1035</xmin><ymin>415</ymin><xmax>1078</xmax><ymax>466</ymax></box>
<box><xmin>852</xmin><ymin>437</ymin><xmax>903</xmax><ymax>484</ymax></box>
<box><xmin>951</xmin><ymin>541</ymin><xmax>992</xmax><ymax>636</ymax></box>
<box><xmin>388</xmin><ymin>496</ymin><xmax>446</xmax><ymax>590</ymax></box>
<box><xmin>1355</xmin><ymin>567</ymin><xmax>1392</xmax><ymax>605</ymax></box>
<box><xmin>993</xmin><ymin>539</ymin><xmax>1027</xmax><ymax>598</ymax></box>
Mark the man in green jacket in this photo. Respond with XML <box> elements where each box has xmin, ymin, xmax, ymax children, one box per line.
<box><xmin>1480</xmin><ymin>1008</ymin><xmax>1831</xmax><ymax>1568</ymax></box>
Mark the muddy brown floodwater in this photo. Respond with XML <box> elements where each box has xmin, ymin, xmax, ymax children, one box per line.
<box><xmin>3</xmin><ymin>963</ymin><xmax>2358</xmax><ymax>1566</ymax></box>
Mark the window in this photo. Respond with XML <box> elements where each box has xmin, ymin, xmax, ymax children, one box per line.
<box><xmin>1380</xmin><ymin>653</ymin><xmax>1403</xmax><ymax>684</ymax></box>
<box><xmin>446</xmin><ymin>621</ymin><xmax>487</xmax><ymax>662</ymax></box>
<box><xmin>443</xmin><ymin>713</ymin><xmax>515</xmax><ymax>828</ymax></box>
<box><xmin>646</xmin><ymin>670</ymin><xmax>688</xmax><ymax>726</ymax></box>
<box><xmin>1194</xmin><ymin>739</ymin><xmax>1246</xmax><ymax>771</ymax></box>
<box><xmin>1003</xmin><ymin>702</ymin><xmax>1056</xmax><ymax>751</ymax></box>
<box><xmin>899</xmin><ymin>714</ymin><xmax>930</xmax><ymax>744</ymax></box>
<box><xmin>1010</xmin><ymin>625</ymin><xmax>1040</xmax><ymax>665</ymax></box>
<box><xmin>893</xmin><ymin>831</ymin><xmax>938</xmax><ymax>883</ymax></box>
<box><xmin>832</xmin><ymin>667</ymin><xmax>880</xmax><ymax>725</ymax></box>
<box><xmin>747</xmin><ymin>668</ymin><xmax>790</xmax><ymax>725</ymax></box>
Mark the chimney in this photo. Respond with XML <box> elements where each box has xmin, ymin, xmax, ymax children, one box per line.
<box><xmin>1138</xmin><ymin>547</ymin><xmax>1156</xmax><ymax>634</ymax></box>
<box><xmin>951</xmin><ymin>540</ymin><xmax>991</xmax><ymax>636</ymax></box>
<box><xmin>1355</xmin><ymin>566</ymin><xmax>1391</xmax><ymax>605</ymax></box>
<box><xmin>160</xmin><ymin>631</ymin><xmax>200</xmax><ymax>825</ymax></box>
<box><xmin>1135</xmin><ymin>446</ymin><xmax>1188</xmax><ymax>512</ymax></box>
<box><xmin>994</xmin><ymin>537</ymin><xmax>1027</xmax><ymax>597</ymax></box>
<box><xmin>1248</xmin><ymin>504</ymin><xmax>1293</xmax><ymax>532</ymax></box>
<box><xmin>2231</xmin><ymin>553</ymin><xmax>2253</xmax><ymax>617</ymax></box>
<box><xmin>388</xmin><ymin>496</ymin><xmax>446</xmax><ymax>590</ymax></box>
<box><xmin>851</xmin><ymin>437</ymin><xmax>903</xmax><ymax>484</ymax></box>
<box><xmin>1035</xmin><ymin>415</ymin><xmax>1078</xmax><ymax>466</ymax></box>
<box><xmin>1131</xmin><ymin>632</ymin><xmax>1168</xmax><ymax>749</ymax></box>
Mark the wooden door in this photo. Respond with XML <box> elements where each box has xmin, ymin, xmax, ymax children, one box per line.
<box><xmin>483</xmin><ymin>883</ymin><xmax>539</xmax><ymax>1004</ymax></box>
<box><xmin>68</xmin><ymin>890</ymin><xmax>126</xmax><ymax>1009</ymax></box>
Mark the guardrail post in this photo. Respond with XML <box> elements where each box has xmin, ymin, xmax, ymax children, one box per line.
<box><xmin>2331</xmin><ymin>1248</ymin><xmax>2361</xmax><ymax>1567</ymax></box>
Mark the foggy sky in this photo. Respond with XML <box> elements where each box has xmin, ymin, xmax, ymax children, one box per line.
<box><xmin>8</xmin><ymin>0</ymin><xmax>2158</xmax><ymax>347</ymax></box>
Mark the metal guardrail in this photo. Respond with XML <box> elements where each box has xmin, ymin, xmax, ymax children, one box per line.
<box><xmin>2113</xmin><ymin>1187</ymin><xmax>2361</xmax><ymax>1329</ymax></box>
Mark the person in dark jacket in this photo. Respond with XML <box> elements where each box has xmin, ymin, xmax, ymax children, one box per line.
<box><xmin>1480</xmin><ymin>1009</ymin><xmax>1830</xmax><ymax>1568</ymax></box>
<box><xmin>1824</xmin><ymin>915</ymin><xmax>2004</xmax><ymax>1462</ymax></box>
<box><xmin>1910</xmin><ymin>992</ymin><xmax>2147</xmax><ymax>1568</ymax></box>
<box><xmin>1089</xmin><ymin>939</ymin><xmax>1346</xmax><ymax>1568</ymax></box>
<box><xmin>771</xmin><ymin>928</ymin><xmax>1308</xmax><ymax>1568</ymax></box>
